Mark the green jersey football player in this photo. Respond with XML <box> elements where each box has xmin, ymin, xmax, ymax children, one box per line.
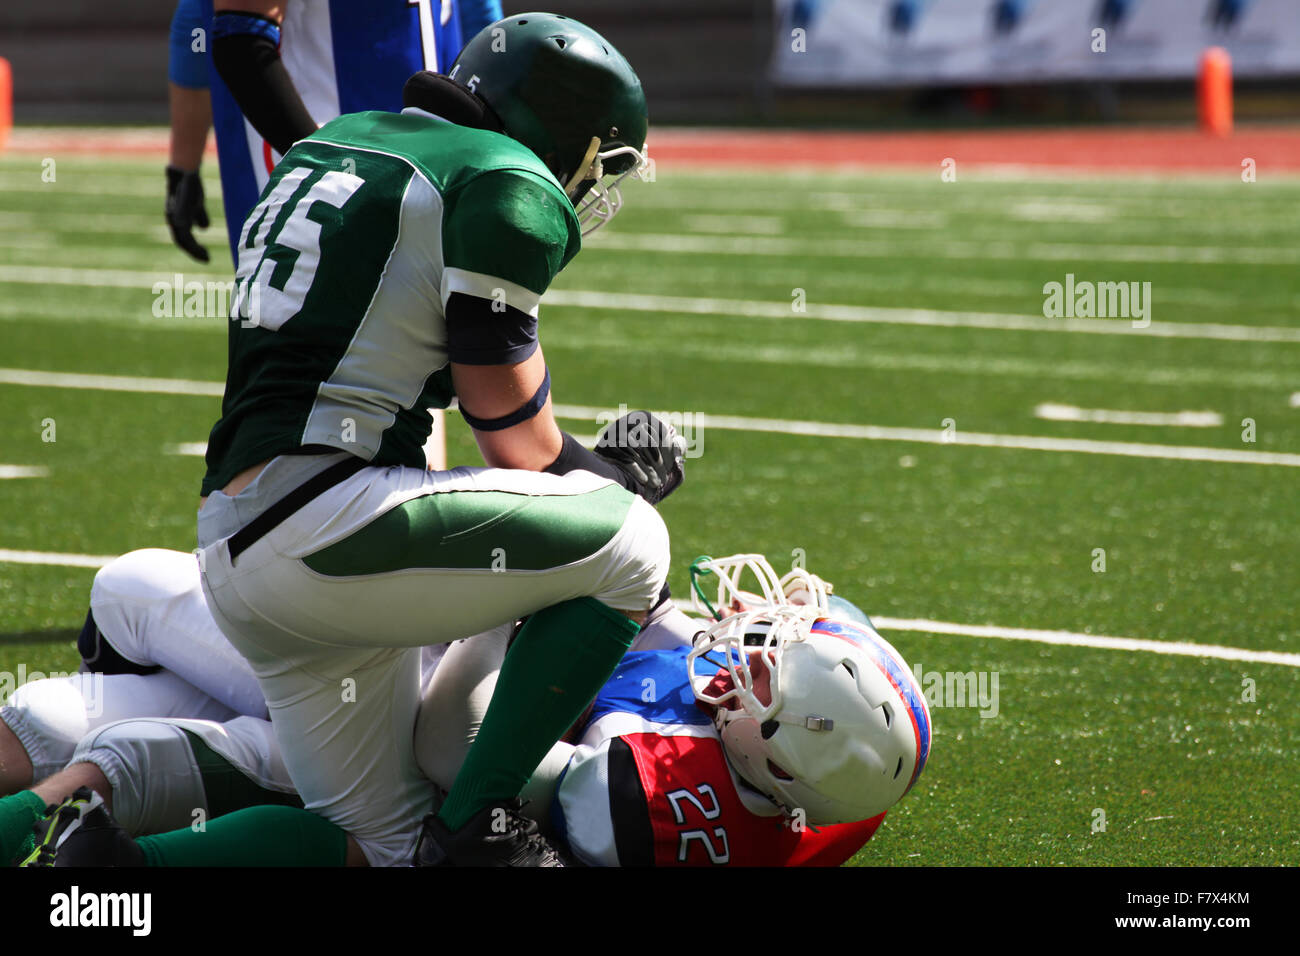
<box><xmin>194</xmin><ymin>13</ymin><xmax>683</xmax><ymax>867</ymax></box>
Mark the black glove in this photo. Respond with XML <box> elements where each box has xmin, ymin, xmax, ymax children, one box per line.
<box><xmin>165</xmin><ymin>165</ymin><xmax>211</xmax><ymax>263</ymax></box>
<box><xmin>593</xmin><ymin>410</ymin><xmax>686</xmax><ymax>505</ymax></box>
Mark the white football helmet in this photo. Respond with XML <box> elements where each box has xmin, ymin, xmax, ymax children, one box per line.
<box><xmin>688</xmin><ymin>604</ymin><xmax>932</xmax><ymax>825</ymax></box>
<box><xmin>689</xmin><ymin>553</ymin><xmax>835</xmax><ymax>620</ymax></box>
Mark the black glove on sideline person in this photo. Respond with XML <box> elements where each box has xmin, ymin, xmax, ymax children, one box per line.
<box><xmin>165</xmin><ymin>165</ymin><xmax>210</xmax><ymax>263</ymax></box>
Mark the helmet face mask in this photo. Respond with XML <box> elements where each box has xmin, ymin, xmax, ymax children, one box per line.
<box><xmin>448</xmin><ymin>13</ymin><xmax>649</xmax><ymax>234</ymax></box>
<box><xmin>689</xmin><ymin>553</ymin><xmax>834</xmax><ymax>621</ymax></box>
<box><xmin>564</xmin><ymin>138</ymin><xmax>650</xmax><ymax>236</ymax></box>
<box><xmin>688</xmin><ymin>605</ymin><xmax>932</xmax><ymax>825</ymax></box>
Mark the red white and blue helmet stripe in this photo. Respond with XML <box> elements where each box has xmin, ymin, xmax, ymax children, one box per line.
<box><xmin>811</xmin><ymin>618</ymin><xmax>932</xmax><ymax>793</ymax></box>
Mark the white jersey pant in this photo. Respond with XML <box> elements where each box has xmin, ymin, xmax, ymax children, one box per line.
<box><xmin>67</xmin><ymin>603</ymin><xmax>697</xmax><ymax>850</ymax></box>
<box><xmin>1</xmin><ymin>672</ymin><xmax>238</xmax><ymax>785</ymax></box>
<box><xmin>71</xmin><ymin>715</ymin><xmax>294</xmax><ymax>836</ymax></box>
<box><xmin>198</xmin><ymin>461</ymin><xmax>669</xmax><ymax>866</ymax></box>
<box><xmin>88</xmin><ymin>548</ymin><xmax>268</xmax><ymax>718</ymax></box>
<box><xmin>2</xmin><ymin>548</ymin><xmax>264</xmax><ymax>782</ymax></box>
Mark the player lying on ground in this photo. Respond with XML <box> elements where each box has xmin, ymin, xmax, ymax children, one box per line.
<box><xmin>2</xmin><ymin>554</ymin><xmax>931</xmax><ymax>865</ymax></box>
<box><xmin>0</xmin><ymin>549</ymin><xmax>667</xmax><ymax>865</ymax></box>
<box><xmin>194</xmin><ymin>12</ymin><xmax>670</xmax><ymax>867</ymax></box>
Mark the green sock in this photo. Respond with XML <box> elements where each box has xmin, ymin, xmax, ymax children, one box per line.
<box><xmin>437</xmin><ymin>596</ymin><xmax>639</xmax><ymax>831</ymax></box>
<box><xmin>138</xmin><ymin>805</ymin><xmax>347</xmax><ymax>867</ymax></box>
<box><xmin>0</xmin><ymin>790</ymin><xmax>47</xmax><ymax>865</ymax></box>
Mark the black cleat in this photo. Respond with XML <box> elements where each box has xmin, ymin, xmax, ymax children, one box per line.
<box><xmin>21</xmin><ymin>787</ymin><xmax>145</xmax><ymax>867</ymax></box>
<box><xmin>414</xmin><ymin>799</ymin><xmax>564</xmax><ymax>867</ymax></box>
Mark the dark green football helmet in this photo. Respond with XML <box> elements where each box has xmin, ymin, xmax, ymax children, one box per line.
<box><xmin>448</xmin><ymin>12</ymin><xmax>649</xmax><ymax>234</ymax></box>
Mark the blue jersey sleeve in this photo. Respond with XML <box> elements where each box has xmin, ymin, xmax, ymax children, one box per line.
<box><xmin>168</xmin><ymin>0</ymin><xmax>210</xmax><ymax>89</ymax></box>
<box><xmin>457</xmin><ymin>0</ymin><xmax>502</xmax><ymax>44</ymax></box>
<box><xmin>586</xmin><ymin>649</ymin><xmax>717</xmax><ymax>728</ymax></box>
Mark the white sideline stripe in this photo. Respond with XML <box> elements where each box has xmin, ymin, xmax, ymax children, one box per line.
<box><xmin>656</xmin><ymin>340</ymin><xmax>1297</xmax><ymax>390</ymax></box>
<box><xmin>0</xmin><ymin>549</ymin><xmax>116</xmax><ymax>569</ymax></box>
<box><xmin>551</xmin><ymin>403</ymin><xmax>1300</xmax><ymax>468</ymax></box>
<box><xmin>2</xmin><ymin>265</ymin><xmax>1297</xmax><ymax>344</ymax></box>
<box><xmin>0</xmin><ymin>466</ymin><xmax>49</xmax><ymax>479</ymax></box>
<box><xmin>0</xmin><ymin>265</ymin><xmax>210</xmax><ymax>290</ymax></box>
<box><xmin>1290</xmin><ymin>392</ymin><xmax>1300</xmax><ymax>408</ymax></box>
<box><xmin>668</xmin><ymin>601</ymin><xmax>1300</xmax><ymax>668</ymax></box>
<box><xmin>590</xmin><ymin>231</ymin><xmax>1300</xmax><ymax>266</ymax></box>
<box><xmin>2</xmin><ymin>369</ymin><xmax>1294</xmax><ymax>468</ymax></box>
<box><xmin>0</xmin><ymin>368</ymin><xmax>224</xmax><ymax>396</ymax></box>
<box><xmin>169</xmin><ymin>435</ymin><xmax>587</xmax><ymax>456</ymax></box>
<box><xmin>1034</xmin><ymin>403</ymin><xmax>1224</xmax><ymax>428</ymax></box>
<box><xmin>543</xmin><ymin>290</ymin><xmax>1300</xmax><ymax>345</ymax></box>
<box><xmin>0</xmin><ymin>559</ymin><xmax>1292</xmax><ymax>667</ymax></box>
<box><xmin>872</xmin><ymin>617</ymin><xmax>1300</xmax><ymax>668</ymax></box>
<box><xmin>165</xmin><ymin>442</ymin><xmax>209</xmax><ymax>457</ymax></box>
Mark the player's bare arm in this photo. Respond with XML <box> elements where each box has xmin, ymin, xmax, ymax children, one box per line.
<box><xmin>451</xmin><ymin>349</ymin><xmax>562</xmax><ymax>472</ymax></box>
<box><xmin>168</xmin><ymin>84</ymin><xmax>210</xmax><ymax>173</ymax></box>
<box><xmin>215</xmin><ymin>0</ymin><xmax>283</xmax><ymax>17</ymax></box>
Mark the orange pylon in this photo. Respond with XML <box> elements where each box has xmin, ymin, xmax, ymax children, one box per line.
<box><xmin>0</xmin><ymin>58</ymin><xmax>11</xmax><ymax>152</ymax></box>
<box><xmin>1198</xmin><ymin>46</ymin><xmax>1233</xmax><ymax>137</ymax></box>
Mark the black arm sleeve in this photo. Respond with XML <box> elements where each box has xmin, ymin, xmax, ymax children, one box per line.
<box><xmin>445</xmin><ymin>292</ymin><xmax>539</xmax><ymax>366</ymax></box>
<box><xmin>211</xmin><ymin>15</ymin><xmax>318</xmax><ymax>156</ymax></box>
<box><xmin>544</xmin><ymin>432</ymin><xmax>637</xmax><ymax>494</ymax></box>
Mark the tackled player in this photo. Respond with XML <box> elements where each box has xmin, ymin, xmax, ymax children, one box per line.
<box><xmin>3</xmin><ymin>552</ymin><xmax>930</xmax><ymax>866</ymax></box>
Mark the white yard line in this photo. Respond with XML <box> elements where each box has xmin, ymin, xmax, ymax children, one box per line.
<box><xmin>3</xmin><ymin>549</ymin><xmax>1292</xmax><ymax>667</ymax></box>
<box><xmin>3</xmin><ymin>265</ymin><xmax>1297</xmax><ymax>343</ymax></box>
<box><xmin>0</xmin><ymin>466</ymin><xmax>49</xmax><ymax>479</ymax></box>
<box><xmin>0</xmin><ymin>549</ymin><xmax>118</xmax><ymax>569</ymax></box>
<box><xmin>166</xmin><ymin>412</ymin><xmax>1300</xmax><ymax>470</ymax></box>
<box><xmin>0</xmin><ymin>368</ymin><xmax>224</xmax><ymax>397</ymax></box>
<box><xmin>668</xmin><ymin>601</ymin><xmax>1300</xmax><ymax>668</ymax></box>
<box><xmin>0</xmin><ymin>265</ymin><xmax>223</xmax><ymax>290</ymax></box>
<box><xmin>543</xmin><ymin>290</ymin><xmax>1300</xmax><ymax>344</ymax></box>
<box><xmin>631</xmin><ymin>341</ymin><xmax>1295</xmax><ymax>390</ymax></box>
<box><xmin>588</xmin><ymin>231</ymin><xmax>1300</xmax><ymax>266</ymax></box>
<box><xmin>163</xmin><ymin>442</ymin><xmax>209</xmax><ymax>457</ymax></box>
<box><xmin>871</xmin><ymin>616</ymin><xmax>1300</xmax><ymax>668</ymax></box>
<box><xmin>1</xmin><ymin>366</ymin><xmax>1294</xmax><ymax>468</ymax></box>
<box><xmin>1034</xmin><ymin>403</ymin><xmax>1224</xmax><ymax>428</ymax></box>
<box><xmin>549</xmin><ymin>404</ymin><xmax>1300</xmax><ymax>468</ymax></box>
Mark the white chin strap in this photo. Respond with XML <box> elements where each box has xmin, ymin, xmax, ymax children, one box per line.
<box><xmin>564</xmin><ymin>136</ymin><xmax>649</xmax><ymax>236</ymax></box>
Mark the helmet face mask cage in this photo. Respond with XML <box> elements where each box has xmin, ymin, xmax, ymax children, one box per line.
<box><xmin>564</xmin><ymin>139</ymin><xmax>650</xmax><ymax>236</ymax></box>
<box><xmin>688</xmin><ymin>605</ymin><xmax>811</xmax><ymax>726</ymax></box>
<box><xmin>689</xmin><ymin>553</ymin><xmax>834</xmax><ymax>622</ymax></box>
<box><xmin>775</xmin><ymin>566</ymin><xmax>833</xmax><ymax>615</ymax></box>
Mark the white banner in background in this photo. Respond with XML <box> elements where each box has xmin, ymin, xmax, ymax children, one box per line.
<box><xmin>771</xmin><ymin>0</ymin><xmax>1300</xmax><ymax>86</ymax></box>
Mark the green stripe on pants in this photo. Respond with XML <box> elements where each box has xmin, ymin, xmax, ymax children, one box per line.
<box><xmin>302</xmin><ymin>482</ymin><xmax>633</xmax><ymax>576</ymax></box>
<box><xmin>182</xmin><ymin>730</ymin><xmax>303</xmax><ymax>820</ymax></box>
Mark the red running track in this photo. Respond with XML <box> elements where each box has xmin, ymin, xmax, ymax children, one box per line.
<box><xmin>6</xmin><ymin>124</ymin><xmax>1299</xmax><ymax>173</ymax></box>
<box><xmin>646</xmin><ymin>124</ymin><xmax>1300</xmax><ymax>172</ymax></box>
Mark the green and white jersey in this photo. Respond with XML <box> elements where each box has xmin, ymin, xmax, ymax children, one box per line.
<box><xmin>201</xmin><ymin>109</ymin><xmax>581</xmax><ymax>496</ymax></box>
